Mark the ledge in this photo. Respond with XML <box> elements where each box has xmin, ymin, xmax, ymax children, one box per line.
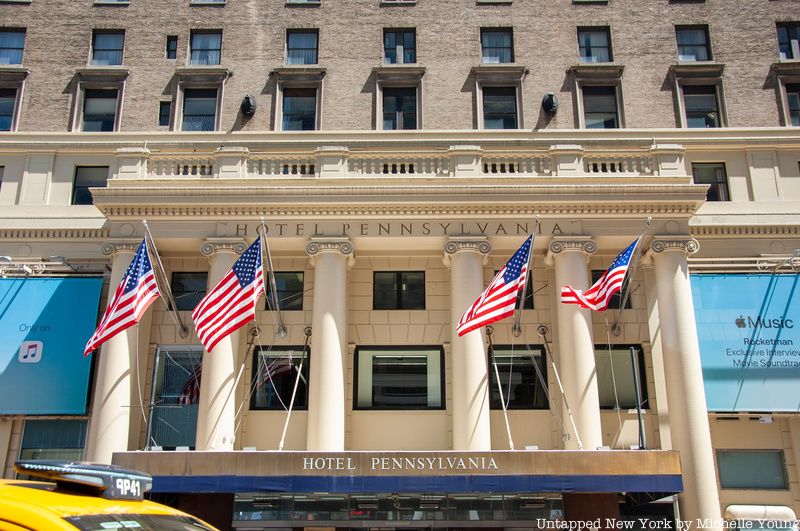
<box><xmin>271</xmin><ymin>66</ymin><xmax>326</xmax><ymax>82</ymax></box>
<box><xmin>189</xmin><ymin>0</ymin><xmax>225</xmax><ymax>5</ymax></box>
<box><xmin>668</xmin><ymin>62</ymin><xmax>724</xmax><ymax>78</ymax></box>
<box><xmin>93</xmin><ymin>0</ymin><xmax>130</xmax><ymax>5</ymax></box>
<box><xmin>285</xmin><ymin>0</ymin><xmax>320</xmax><ymax>5</ymax></box>
<box><xmin>0</xmin><ymin>66</ymin><xmax>30</xmax><ymax>82</ymax></box>
<box><xmin>175</xmin><ymin>66</ymin><xmax>231</xmax><ymax>83</ymax></box>
<box><xmin>772</xmin><ymin>61</ymin><xmax>800</xmax><ymax>77</ymax></box>
<box><xmin>380</xmin><ymin>0</ymin><xmax>416</xmax><ymax>5</ymax></box>
<box><xmin>568</xmin><ymin>64</ymin><xmax>624</xmax><ymax>79</ymax></box>
<box><xmin>471</xmin><ymin>64</ymin><xmax>528</xmax><ymax>82</ymax></box>
<box><xmin>373</xmin><ymin>65</ymin><xmax>425</xmax><ymax>81</ymax></box>
<box><xmin>76</xmin><ymin>67</ymin><xmax>130</xmax><ymax>81</ymax></box>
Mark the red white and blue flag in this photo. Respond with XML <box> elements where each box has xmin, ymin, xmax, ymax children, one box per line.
<box><xmin>560</xmin><ymin>238</ymin><xmax>639</xmax><ymax>312</ymax></box>
<box><xmin>84</xmin><ymin>239</ymin><xmax>161</xmax><ymax>356</ymax></box>
<box><xmin>456</xmin><ymin>235</ymin><xmax>533</xmax><ymax>337</ymax></box>
<box><xmin>192</xmin><ymin>237</ymin><xmax>265</xmax><ymax>353</ymax></box>
<box><xmin>176</xmin><ymin>362</ymin><xmax>202</xmax><ymax>405</ymax></box>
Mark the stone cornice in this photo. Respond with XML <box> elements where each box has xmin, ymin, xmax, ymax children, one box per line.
<box><xmin>692</xmin><ymin>225</ymin><xmax>800</xmax><ymax>237</ymax></box>
<box><xmin>0</xmin><ymin>228</ymin><xmax>109</xmax><ymax>240</ymax></box>
<box><xmin>442</xmin><ymin>237</ymin><xmax>492</xmax><ymax>267</ymax></box>
<box><xmin>200</xmin><ymin>238</ymin><xmax>246</xmax><ymax>256</ymax></box>
<box><xmin>544</xmin><ymin>236</ymin><xmax>596</xmax><ymax>266</ymax></box>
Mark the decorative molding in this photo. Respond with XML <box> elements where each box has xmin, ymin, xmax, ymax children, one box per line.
<box><xmin>649</xmin><ymin>237</ymin><xmax>700</xmax><ymax>256</ymax></box>
<box><xmin>442</xmin><ymin>237</ymin><xmax>491</xmax><ymax>267</ymax></box>
<box><xmin>101</xmin><ymin>239</ymin><xmax>141</xmax><ymax>256</ymax></box>
<box><xmin>200</xmin><ymin>238</ymin><xmax>247</xmax><ymax>256</ymax></box>
<box><xmin>0</xmin><ymin>228</ymin><xmax>110</xmax><ymax>240</ymax></box>
<box><xmin>692</xmin><ymin>225</ymin><xmax>800</xmax><ymax>237</ymax></box>
<box><xmin>305</xmin><ymin>238</ymin><xmax>354</xmax><ymax>267</ymax></box>
<box><xmin>545</xmin><ymin>237</ymin><xmax>596</xmax><ymax>266</ymax></box>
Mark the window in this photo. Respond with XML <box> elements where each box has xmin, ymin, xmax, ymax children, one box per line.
<box><xmin>0</xmin><ymin>30</ymin><xmax>25</xmax><ymax>65</ymax></box>
<box><xmin>19</xmin><ymin>420</ymin><xmax>86</xmax><ymax>462</ymax></box>
<box><xmin>82</xmin><ymin>88</ymin><xmax>119</xmax><ymax>131</ymax></box>
<box><xmin>148</xmin><ymin>348</ymin><xmax>202</xmax><ymax>449</ymax></box>
<box><xmin>683</xmin><ymin>84</ymin><xmax>720</xmax><ymax>127</ymax></box>
<box><xmin>267</xmin><ymin>271</ymin><xmax>304</xmax><ymax>311</ymax></box>
<box><xmin>282</xmin><ymin>87</ymin><xmax>317</xmax><ymax>130</ymax></box>
<box><xmin>91</xmin><ymin>31</ymin><xmax>124</xmax><ymax>66</ymax></box>
<box><xmin>166</xmin><ymin>35</ymin><xmax>178</xmax><ymax>59</ymax></box>
<box><xmin>676</xmin><ymin>26</ymin><xmax>711</xmax><ymax>62</ymax></box>
<box><xmin>286</xmin><ymin>30</ymin><xmax>318</xmax><ymax>65</ymax></box>
<box><xmin>786</xmin><ymin>83</ymin><xmax>800</xmax><ymax>126</ymax></box>
<box><xmin>72</xmin><ymin>166</ymin><xmax>108</xmax><ymax>205</ymax></box>
<box><xmin>777</xmin><ymin>23</ymin><xmax>800</xmax><ymax>61</ymax></box>
<box><xmin>481</xmin><ymin>28</ymin><xmax>513</xmax><ymax>64</ymax></box>
<box><xmin>354</xmin><ymin>346</ymin><xmax>444</xmax><ymax>409</ymax></box>
<box><xmin>717</xmin><ymin>450</ymin><xmax>788</xmax><ymax>490</ymax></box>
<box><xmin>182</xmin><ymin>88</ymin><xmax>217</xmax><ymax>131</ymax></box>
<box><xmin>382</xmin><ymin>87</ymin><xmax>417</xmax><ymax>130</ymax></box>
<box><xmin>591</xmin><ymin>269</ymin><xmax>631</xmax><ymax>309</ymax></box>
<box><xmin>384</xmin><ymin>29</ymin><xmax>416</xmax><ymax>64</ymax></box>
<box><xmin>489</xmin><ymin>346</ymin><xmax>548</xmax><ymax>409</ymax></box>
<box><xmin>190</xmin><ymin>31</ymin><xmax>221</xmax><ymax>65</ymax></box>
<box><xmin>594</xmin><ymin>345</ymin><xmax>648</xmax><ymax>410</ymax></box>
<box><xmin>171</xmin><ymin>272</ymin><xmax>207</xmax><ymax>311</ymax></box>
<box><xmin>582</xmin><ymin>85</ymin><xmax>619</xmax><ymax>128</ymax></box>
<box><xmin>158</xmin><ymin>101</ymin><xmax>171</xmax><ymax>126</ymax></box>
<box><xmin>578</xmin><ymin>27</ymin><xmax>611</xmax><ymax>63</ymax></box>
<box><xmin>251</xmin><ymin>346</ymin><xmax>309</xmax><ymax>410</ymax></box>
<box><xmin>0</xmin><ymin>88</ymin><xmax>16</xmax><ymax>131</ymax></box>
<box><xmin>482</xmin><ymin>86</ymin><xmax>518</xmax><ymax>129</ymax></box>
<box><xmin>692</xmin><ymin>162</ymin><xmax>729</xmax><ymax>201</ymax></box>
<box><xmin>373</xmin><ymin>271</ymin><xmax>425</xmax><ymax>310</ymax></box>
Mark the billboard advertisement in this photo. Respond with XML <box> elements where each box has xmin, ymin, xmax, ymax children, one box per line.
<box><xmin>0</xmin><ymin>277</ymin><xmax>102</xmax><ymax>414</ymax></box>
<box><xmin>692</xmin><ymin>274</ymin><xmax>800</xmax><ymax>412</ymax></box>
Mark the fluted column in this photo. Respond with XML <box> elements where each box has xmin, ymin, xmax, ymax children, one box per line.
<box><xmin>195</xmin><ymin>238</ymin><xmax>246</xmax><ymax>451</ymax></box>
<box><xmin>305</xmin><ymin>238</ymin><xmax>353</xmax><ymax>451</ymax></box>
<box><xmin>444</xmin><ymin>237</ymin><xmax>492</xmax><ymax>450</ymax></box>
<box><xmin>546</xmin><ymin>237</ymin><xmax>602</xmax><ymax>450</ymax></box>
<box><xmin>649</xmin><ymin>237</ymin><xmax>721</xmax><ymax>527</ymax></box>
<box><xmin>85</xmin><ymin>240</ymin><xmax>139</xmax><ymax>463</ymax></box>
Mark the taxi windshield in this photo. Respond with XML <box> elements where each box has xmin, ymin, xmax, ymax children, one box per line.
<box><xmin>63</xmin><ymin>513</ymin><xmax>216</xmax><ymax>531</ymax></box>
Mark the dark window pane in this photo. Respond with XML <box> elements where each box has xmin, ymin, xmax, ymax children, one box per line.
<box><xmin>372</xmin><ymin>355</ymin><xmax>427</xmax><ymax>408</ymax></box>
<box><xmin>83</xmin><ymin>89</ymin><xmax>118</xmax><ymax>132</ymax></box>
<box><xmin>383</xmin><ymin>87</ymin><xmax>417</xmax><ymax>130</ymax></box>
<box><xmin>481</xmin><ymin>29</ymin><xmax>513</xmax><ymax>63</ymax></box>
<box><xmin>692</xmin><ymin>162</ymin><xmax>729</xmax><ymax>201</ymax></box>
<box><xmin>594</xmin><ymin>346</ymin><xmax>648</xmax><ymax>410</ymax></box>
<box><xmin>0</xmin><ymin>30</ymin><xmax>25</xmax><ymax>65</ymax></box>
<box><xmin>287</xmin><ymin>31</ymin><xmax>318</xmax><ymax>65</ymax></box>
<box><xmin>149</xmin><ymin>349</ymin><xmax>202</xmax><ymax>449</ymax></box>
<box><xmin>489</xmin><ymin>347</ymin><xmax>548</xmax><ymax>409</ymax></box>
<box><xmin>717</xmin><ymin>451</ymin><xmax>788</xmax><ymax>490</ymax></box>
<box><xmin>483</xmin><ymin>86</ymin><xmax>517</xmax><ymax>129</ymax></box>
<box><xmin>159</xmin><ymin>101</ymin><xmax>171</xmax><ymax>127</ymax></box>
<box><xmin>383</xmin><ymin>29</ymin><xmax>415</xmax><ymax>64</ymax></box>
<box><xmin>166</xmin><ymin>35</ymin><xmax>178</xmax><ymax>59</ymax></box>
<box><xmin>72</xmin><ymin>166</ymin><xmax>108</xmax><ymax>205</ymax></box>
<box><xmin>190</xmin><ymin>31</ymin><xmax>221</xmax><ymax>65</ymax></box>
<box><xmin>182</xmin><ymin>88</ymin><xmax>217</xmax><ymax>131</ymax></box>
<box><xmin>583</xmin><ymin>85</ymin><xmax>618</xmax><ymax>129</ymax></box>
<box><xmin>266</xmin><ymin>271</ymin><xmax>304</xmax><ymax>311</ymax></box>
<box><xmin>578</xmin><ymin>28</ymin><xmax>611</xmax><ymax>63</ymax></box>
<box><xmin>778</xmin><ymin>24</ymin><xmax>800</xmax><ymax>60</ymax></box>
<box><xmin>374</xmin><ymin>271</ymin><xmax>399</xmax><ymax>309</ymax></box>
<box><xmin>683</xmin><ymin>85</ymin><xmax>720</xmax><ymax>128</ymax></box>
<box><xmin>92</xmin><ymin>32</ymin><xmax>124</xmax><ymax>66</ymax></box>
<box><xmin>0</xmin><ymin>88</ymin><xmax>16</xmax><ymax>131</ymax></box>
<box><xmin>251</xmin><ymin>348</ymin><xmax>309</xmax><ymax>410</ymax></box>
<box><xmin>171</xmin><ymin>272</ymin><xmax>207</xmax><ymax>311</ymax></box>
<box><xmin>676</xmin><ymin>26</ymin><xmax>710</xmax><ymax>61</ymax></box>
<box><xmin>282</xmin><ymin>87</ymin><xmax>316</xmax><ymax>131</ymax></box>
<box><xmin>373</xmin><ymin>271</ymin><xmax>424</xmax><ymax>310</ymax></box>
<box><xmin>787</xmin><ymin>83</ymin><xmax>800</xmax><ymax>127</ymax></box>
<box><xmin>19</xmin><ymin>419</ymin><xmax>87</xmax><ymax>462</ymax></box>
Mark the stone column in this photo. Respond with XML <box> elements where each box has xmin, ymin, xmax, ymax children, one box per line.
<box><xmin>305</xmin><ymin>238</ymin><xmax>353</xmax><ymax>451</ymax></box>
<box><xmin>85</xmin><ymin>240</ymin><xmax>139</xmax><ymax>463</ymax></box>
<box><xmin>546</xmin><ymin>237</ymin><xmax>603</xmax><ymax>450</ymax></box>
<box><xmin>649</xmin><ymin>237</ymin><xmax>721</xmax><ymax>527</ymax></box>
<box><xmin>444</xmin><ymin>237</ymin><xmax>492</xmax><ymax>451</ymax></box>
<box><xmin>194</xmin><ymin>238</ymin><xmax>246</xmax><ymax>451</ymax></box>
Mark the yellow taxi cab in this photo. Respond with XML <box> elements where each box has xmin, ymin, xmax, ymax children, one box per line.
<box><xmin>0</xmin><ymin>460</ymin><xmax>219</xmax><ymax>531</ymax></box>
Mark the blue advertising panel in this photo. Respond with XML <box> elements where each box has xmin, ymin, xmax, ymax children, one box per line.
<box><xmin>0</xmin><ymin>277</ymin><xmax>102</xmax><ymax>414</ymax></box>
<box><xmin>692</xmin><ymin>274</ymin><xmax>800</xmax><ymax>412</ymax></box>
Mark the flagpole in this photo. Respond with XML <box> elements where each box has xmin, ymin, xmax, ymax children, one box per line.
<box><xmin>259</xmin><ymin>218</ymin><xmax>287</xmax><ymax>339</ymax></box>
<box><xmin>512</xmin><ymin>226</ymin><xmax>536</xmax><ymax>338</ymax></box>
<box><xmin>142</xmin><ymin>220</ymin><xmax>188</xmax><ymax>338</ymax></box>
<box><xmin>486</xmin><ymin>327</ymin><xmax>514</xmax><ymax>450</ymax></box>
<box><xmin>537</xmin><ymin>325</ymin><xmax>584</xmax><ymax>450</ymax></box>
<box><xmin>610</xmin><ymin>217</ymin><xmax>652</xmax><ymax>336</ymax></box>
<box><xmin>278</xmin><ymin>326</ymin><xmax>312</xmax><ymax>451</ymax></box>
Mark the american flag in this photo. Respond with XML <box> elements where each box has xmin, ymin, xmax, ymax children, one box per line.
<box><xmin>560</xmin><ymin>238</ymin><xmax>639</xmax><ymax>312</ymax></box>
<box><xmin>456</xmin><ymin>235</ymin><xmax>533</xmax><ymax>337</ymax></box>
<box><xmin>176</xmin><ymin>363</ymin><xmax>202</xmax><ymax>405</ymax></box>
<box><xmin>84</xmin><ymin>239</ymin><xmax>161</xmax><ymax>357</ymax></box>
<box><xmin>192</xmin><ymin>237</ymin><xmax>265</xmax><ymax>353</ymax></box>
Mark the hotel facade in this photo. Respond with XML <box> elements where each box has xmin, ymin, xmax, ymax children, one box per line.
<box><xmin>1</xmin><ymin>0</ymin><xmax>800</xmax><ymax>529</ymax></box>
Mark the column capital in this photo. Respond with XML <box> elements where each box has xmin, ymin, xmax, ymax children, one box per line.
<box><xmin>443</xmin><ymin>237</ymin><xmax>491</xmax><ymax>267</ymax></box>
<box><xmin>648</xmin><ymin>236</ymin><xmax>700</xmax><ymax>257</ymax></box>
<box><xmin>544</xmin><ymin>236</ymin><xmax>596</xmax><ymax>266</ymax></box>
<box><xmin>200</xmin><ymin>237</ymin><xmax>247</xmax><ymax>257</ymax></box>
<box><xmin>101</xmin><ymin>239</ymin><xmax>141</xmax><ymax>257</ymax></box>
<box><xmin>306</xmin><ymin>237</ymin><xmax>355</xmax><ymax>266</ymax></box>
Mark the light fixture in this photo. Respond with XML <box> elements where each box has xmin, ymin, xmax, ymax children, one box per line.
<box><xmin>542</xmin><ymin>92</ymin><xmax>558</xmax><ymax>114</ymax></box>
<box><xmin>240</xmin><ymin>95</ymin><xmax>257</xmax><ymax>118</ymax></box>
<box><xmin>46</xmin><ymin>256</ymin><xmax>78</xmax><ymax>271</ymax></box>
